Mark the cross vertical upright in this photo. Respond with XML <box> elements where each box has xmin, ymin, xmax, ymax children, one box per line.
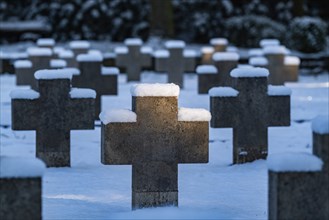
<box><xmin>115</xmin><ymin>38</ymin><xmax>152</xmax><ymax>81</ymax></box>
<box><xmin>154</xmin><ymin>40</ymin><xmax>195</xmax><ymax>88</ymax></box>
<box><xmin>210</xmin><ymin>67</ymin><xmax>291</xmax><ymax>164</ymax></box>
<box><xmin>73</xmin><ymin>53</ymin><xmax>118</xmax><ymax>118</ymax></box>
<box><xmin>11</xmin><ymin>69</ymin><xmax>95</xmax><ymax>167</ymax></box>
<box><xmin>100</xmin><ymin>83</ymin><xmax>210</xmax><ymax>209</ymax></box>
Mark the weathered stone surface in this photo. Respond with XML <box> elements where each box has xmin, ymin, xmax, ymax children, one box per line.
<box><xmin>15</xmin><ymin>66</ymin><xmax>35</xmax><ymax>87</ymax></box>
<box><xmin>115</xmin><ymin>42</ymin><xmax>152</xmax><ymax>81</ymax></box>
<box><xmin>73</xmin><ymin>60</ymin><xmax>118</xmax><ymax>118</ymax></box>
<box><xmin>154</xmin><ymin>46</ymin><xmax>196</xmax><ymax>88</ymax></box>
<box><xmin>214</xmin><ymin>60</ymin><xmax>238</xmax><ymax>87</ymax></box>
<box><xmin>11</xmin><ymin>77</ymin><xmax>95</xmax><ymax>167</ymax></box>
<box><xmin>313</xmin><ymin>132</ymin><xmax>329</xmax><ymax>173</ymax></box>
<box><xmin>268</xmin><ymin>171</ymin><xmax>328</xmax><ymax>220</ymax></box>
<box><xmin>101</xmin><ymin>95</ymin><xmax>209</xmax><ymax>209</ymax></box>
<box><xmin>211</xmin><ymin>73</ymin><xmax>290</xmax><ymax>164</ymax></box>
<box><xmin>0</xmin><ymin>177</ymin><xmax>42</xmax><ymax>220</ymax></box>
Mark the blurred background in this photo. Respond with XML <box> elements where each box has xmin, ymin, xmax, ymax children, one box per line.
<box><xmin>0</xmin><ymin>0</ymin><xmax>328</xmax><ymax>54</ymax></box>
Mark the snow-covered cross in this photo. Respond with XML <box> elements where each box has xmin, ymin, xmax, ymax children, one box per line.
<box><xmin>100</xmin><ymin>83</ymin><xmax>210</xmax><ymax>209</ymax></box>
<box><xmin>27</xmin><ymin>47</ymin><xmax>52</xmax><ymax>75</ymax></box>
<box><xmin>267</xmin><ymin>116</ymin><xmax>328</xmax><ymax>219</ymax></box>
<box><xmin>73</xmin><ymin>53</ymin><xmax>118</xmax><ymax>119</ymax></box>
<box><xmin>154</xmin><ymin>40</ymin><xmax>196</xmax><ymax>88</ymax></box>
<box><xmin>115</xmin><ymin>38</ymin><xmax>152</xmax><ymax>81</ymax></box>
<box><xmin>260</xmin><ymin>46</ymin><xmax>300</xmax><ymax>85</ymax></box>
<box><xmin>196</xmin><ymin>52</ymin><xmax>239</xmax><ymax>94</ymax></box>
<box><xmin>210</xmin><ymin>67</ymin><xmax>291</xmax><ymax>164</ymax></box>
<box><xmin>14</xmin><ymin>60</ymin><xmax>34</xmax><ymax>87</ymax></box>
<box><xmin>69</xmin><ymin>40</ymin><xmax>91</xmax><ymax>57</ymax></box>
<box><xmin>10</xmin><ymin>69</ymin><xmax>96</xmax><ymax>167</ymax></box>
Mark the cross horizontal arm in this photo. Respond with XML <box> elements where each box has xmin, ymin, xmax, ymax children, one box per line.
<box><xmin>68</xmin><ymin>98</ymin><xmax>95</xmax><ymax>130</ymax></box>
<box><xmin>177</xmin><ymin>121</ymin><xmax>209</xmax><ymax>163</ymax></box>
<box><xmin>101</xmin><ymin>123</ymin><xmax>137</xmax><ymax>165</ymax></box>
<box><xmin>267</xmin><ymin>95</ymin><xmax>290</xmax><ymax>127</ymax></box>
<box><xmin>11</xmin><ymin>99</ymin><xmax>39</xmax><ymax>130</ymax></box>
<box><xmin>210</xmin><ymin>96</ymin><xmax>238</xmax><ymax>128</ymax></box>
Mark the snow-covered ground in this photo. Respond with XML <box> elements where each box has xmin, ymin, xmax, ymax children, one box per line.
<box><xmin>0</xmin><ymin>71</ymin><xmax>328</xmax><ymax>219</ymax></box>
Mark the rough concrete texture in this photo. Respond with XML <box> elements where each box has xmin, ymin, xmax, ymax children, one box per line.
<box><xmin>268</xmin><ymin>171</ymin><xmax>329</xmax><ymax>220</ymax></box>
<box><xmin>115</xmin><ymin>45</ymin><xmax>152</xmax><ymax>81</ymax></box>
<box><xmin>0</xmin><ymin>177</ymin><xmax>42</xmax><ymax>220</ymax></box>
<box><xmin>313</xmin><ymin>132</ymin><xmax>329</xmax><ymax>173</ymax></box>
<box><xmin>29</xmin><ymin>55</ymin><xmax>51</xmax><ymax>71</ymax></box>
<box><xmin>197</xmin><ymin>60</ymin><xmax>237</xmax><ymax>94</ymax></box>
<box><xmin>11</xmin><ymin>78</ymin><xmax>95</xmax><ymax>167</ymax></box>
<box><xmin>155</xmin><ymin>48</ymin><xmax>195</xmax><ymax>88</ymax></box>
<box><xmin>73</xmin><ymin>61</ymin><xmax>117</xmax><ymax>118</ymax></box>
<box><xmin>15</xmin><ymin>66</ymin><xmax>36</xmax><ymax>88</ymax></box>
<box><xmin>210</xmin><ymin>76</ymin><xmax>290</xmax><ymax>164</ymax></box>
<box><xmin>101</xmin><ymin>96</ymin><xmax>209</xmax><ymax>209</ymax></box>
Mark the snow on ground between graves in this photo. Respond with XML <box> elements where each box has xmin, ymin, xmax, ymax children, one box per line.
<box><xmin>0</xmin><ymin>69</ymin><xmax>328</xmax><ymax>219</ymax></box>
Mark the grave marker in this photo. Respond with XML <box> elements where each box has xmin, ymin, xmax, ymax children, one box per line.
<box><xmin>0</xmin><ymin>156</ymin><xmax>45</xmax><ymax>220</ymax></box>
<box><xmin>115</xmin><ymin>38</ymin><xmax>152</xmax><ymax>81</ymax></box>
<box><xmin>36</xmin><ymin>38</ymin><xmax>55</xmax><ymax>49</ymax></box>
<box><xmin>268</xmin><ymin>152</ymin><xmax>327</xmax><ymax>220</ymax></box>
<box><xmin>11</xmin><ymin>69</ymin><xmax>95</xmax><ymax>167</ymax></box>
<box><xmin>196</xmin><ymin>52</ymin><xmax>239</xmax><ymax>94</ymax></box>
<box><xmin>74</xmin><ymin>53</ymin><xmax>118</xmax><ymax>118</ymax></box>
<box><xmin>210</xmin><ymin>67</ymin><xmax>291</xmax><ymax>164</ymax></box>
<box><xmin>154</xmin><ymin>40</ymin><xmax>196</xmax><ymax>87</ymax></box>
<box><xmin>100</xmin><ymin>83</ymin><xmax>210</xmax><ymax>209</ymax></box>
<box><xmin>27</xmin><ymin>47</ymin><xmax>52</xmax><ymax>71</ymax></box>
<box><xmin>210</xmin><ymin>38</ymin><xmax>228</xmax><ymax>52</ymax></box>
<box><xmin>14</xmin><ymin>60</ymin><xmax>34</xmax><ymax>87</ymax></box>
<box><xmin>69</xmin><ymin>40</ymin><xmax>90</xmax><ymax>57</ymax></box>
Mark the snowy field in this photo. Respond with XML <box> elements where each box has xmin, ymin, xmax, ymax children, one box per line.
<box><xmin>0</xmin><ymin>71</ymin><xmax>328</xmax><ymax>219</ymax></box>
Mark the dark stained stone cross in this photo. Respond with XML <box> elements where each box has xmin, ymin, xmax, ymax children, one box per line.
<box><xmin>115</xmin><ymin>38</ymin><xmax>152</xmax><ymax>81</ymax></box>
<box><xmin>154</xmin><ymin>40</ymin><xmax>195</xmax><ymax>88</ymax></box>
<box><xmin>196</xmin><ymin>52</ymin><xmax>239</xmax><ymax>94</ymax></box>
<box><xmin>11</xmin><ymin>69</ymin><xmax>95</xmax><ymax>167</ymax></box>
<box><xmin>263</xmin><ymin>46</ymin><xmax>300</xmax><ymax>85</ymax></box>
<box><xmin>14</xmin><ymin>60</ymin><xmax>34</xmax><ymax>87</ymax></box>
<box><xmin>100</xmin><ymin>84</ymin><xmax>210</xmax><ymax>209</ymax></box>
<box><xmin>210</xmin><ymin>67</ymin><xmax>291</xmax><ymax>164</ymax></box>
<box><xmin>73</xmin><ymin>53</ymin><xmax>118</xmax><ymax>119</ymax></box>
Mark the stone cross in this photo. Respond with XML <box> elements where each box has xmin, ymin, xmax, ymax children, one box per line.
<box><xmin>115</xmin><ymin>38</ymin><xmax>152</xmax><ymax>81</ymax></box>
<box><xmin>196</xmin><ymin>52</ymin><xmax>239</xmax><ymax>94</ymax></box>
<box><xmin>100</xmin><ymin>83</ymin><xmax>210</xmax><ymax>209</ymax></box>
<box><xmin>36</xmin><ymin>38</ymin><xmax>55</xmax><ymax>49</ymax></box>
<box><xmin>69</xmin><ymin>40</ymin><xmax>90</xmax><ymax>57</ymax></box>
<box><xmin>73</xmin><ymin>53</ymin><xmax>118</xmax><ymax>118</ymax></box>
<box><xmin>210</xmin><ymin>67</ymin><xmax>291</xmax><ymax>164</ymax></box>
<box><xmin>11</xmin><ymin>69</ymin><xmax>95</xmax><ymax>167</ymax></box>
<box><xmin>263</xmin><ymin>46</ymin><xmax>300</xmax><ymax>85</ymax></box>
<box><xmin>0</xmin><ymin>156</ymin><xmax>45</xmax><ymax>220</ymax></box>
<box><xmin>210</xmin><ymin>38</ymin><xmax>228</xmax><ymax>52</ymax></box>
<box><xmin>27</xmin><ymin>47</ymin><xmax>52</xmax><ymax>72</ymax></box>
<box><xmin>268</xmin><ymin>151</ymin><xmax>328</xmax><ymax>220</ymax></box>
<box><xmin>14</xmin><ymin>60</ymin><xmax>34</xmax><ymax>87</ymax></box>
<box><xmin>154</xmin><ymin>40</ymin><xmax>196</xmax><ymax>88</ymax></box>
<box><xmin>201</xmin><ymin>46</ymin><xmax>215</xmax><ymax>65</ymax></box>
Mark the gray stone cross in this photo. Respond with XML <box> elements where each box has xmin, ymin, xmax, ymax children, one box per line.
<box><xmin>196</xmin><ymin>52</ymin><xmax>239</xmax><ymax>94</ymax></box>
<box><xmin>268</xmin><ymin>116</ymin><xmax>329</xmax><ymax>220</ymax></box>
<box><xmin>210</xmin><ymin>67</ymin><xmax>291</xmax><ymax>164</ymax></box>
<box><xmin>11</xmin><ymin>69</ymin><xmax>95</xmax><ymax>167</ymax></box>
<box><xmin>73</xmin><ymin>53</ymin><xmax>118</xmax><ymax>119</ymax></box>
<box><xmin>263</xmin><ymin>46</ymin><xmax>300</xmax><ymax>85</ymax></box>
<box><xmin>115</xmin><ymin>38</ymin><xmax>152</xmax><ymax>81</ymax></box>
<box><xmin>154</xmin><ymin>40</ymin><xmax>196</xmax><ymax>88</ymax></box>
<box><xmin>100</xmin><ymin>84</ymin><xmax>210</xmax><ymax>209</ymax></box>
